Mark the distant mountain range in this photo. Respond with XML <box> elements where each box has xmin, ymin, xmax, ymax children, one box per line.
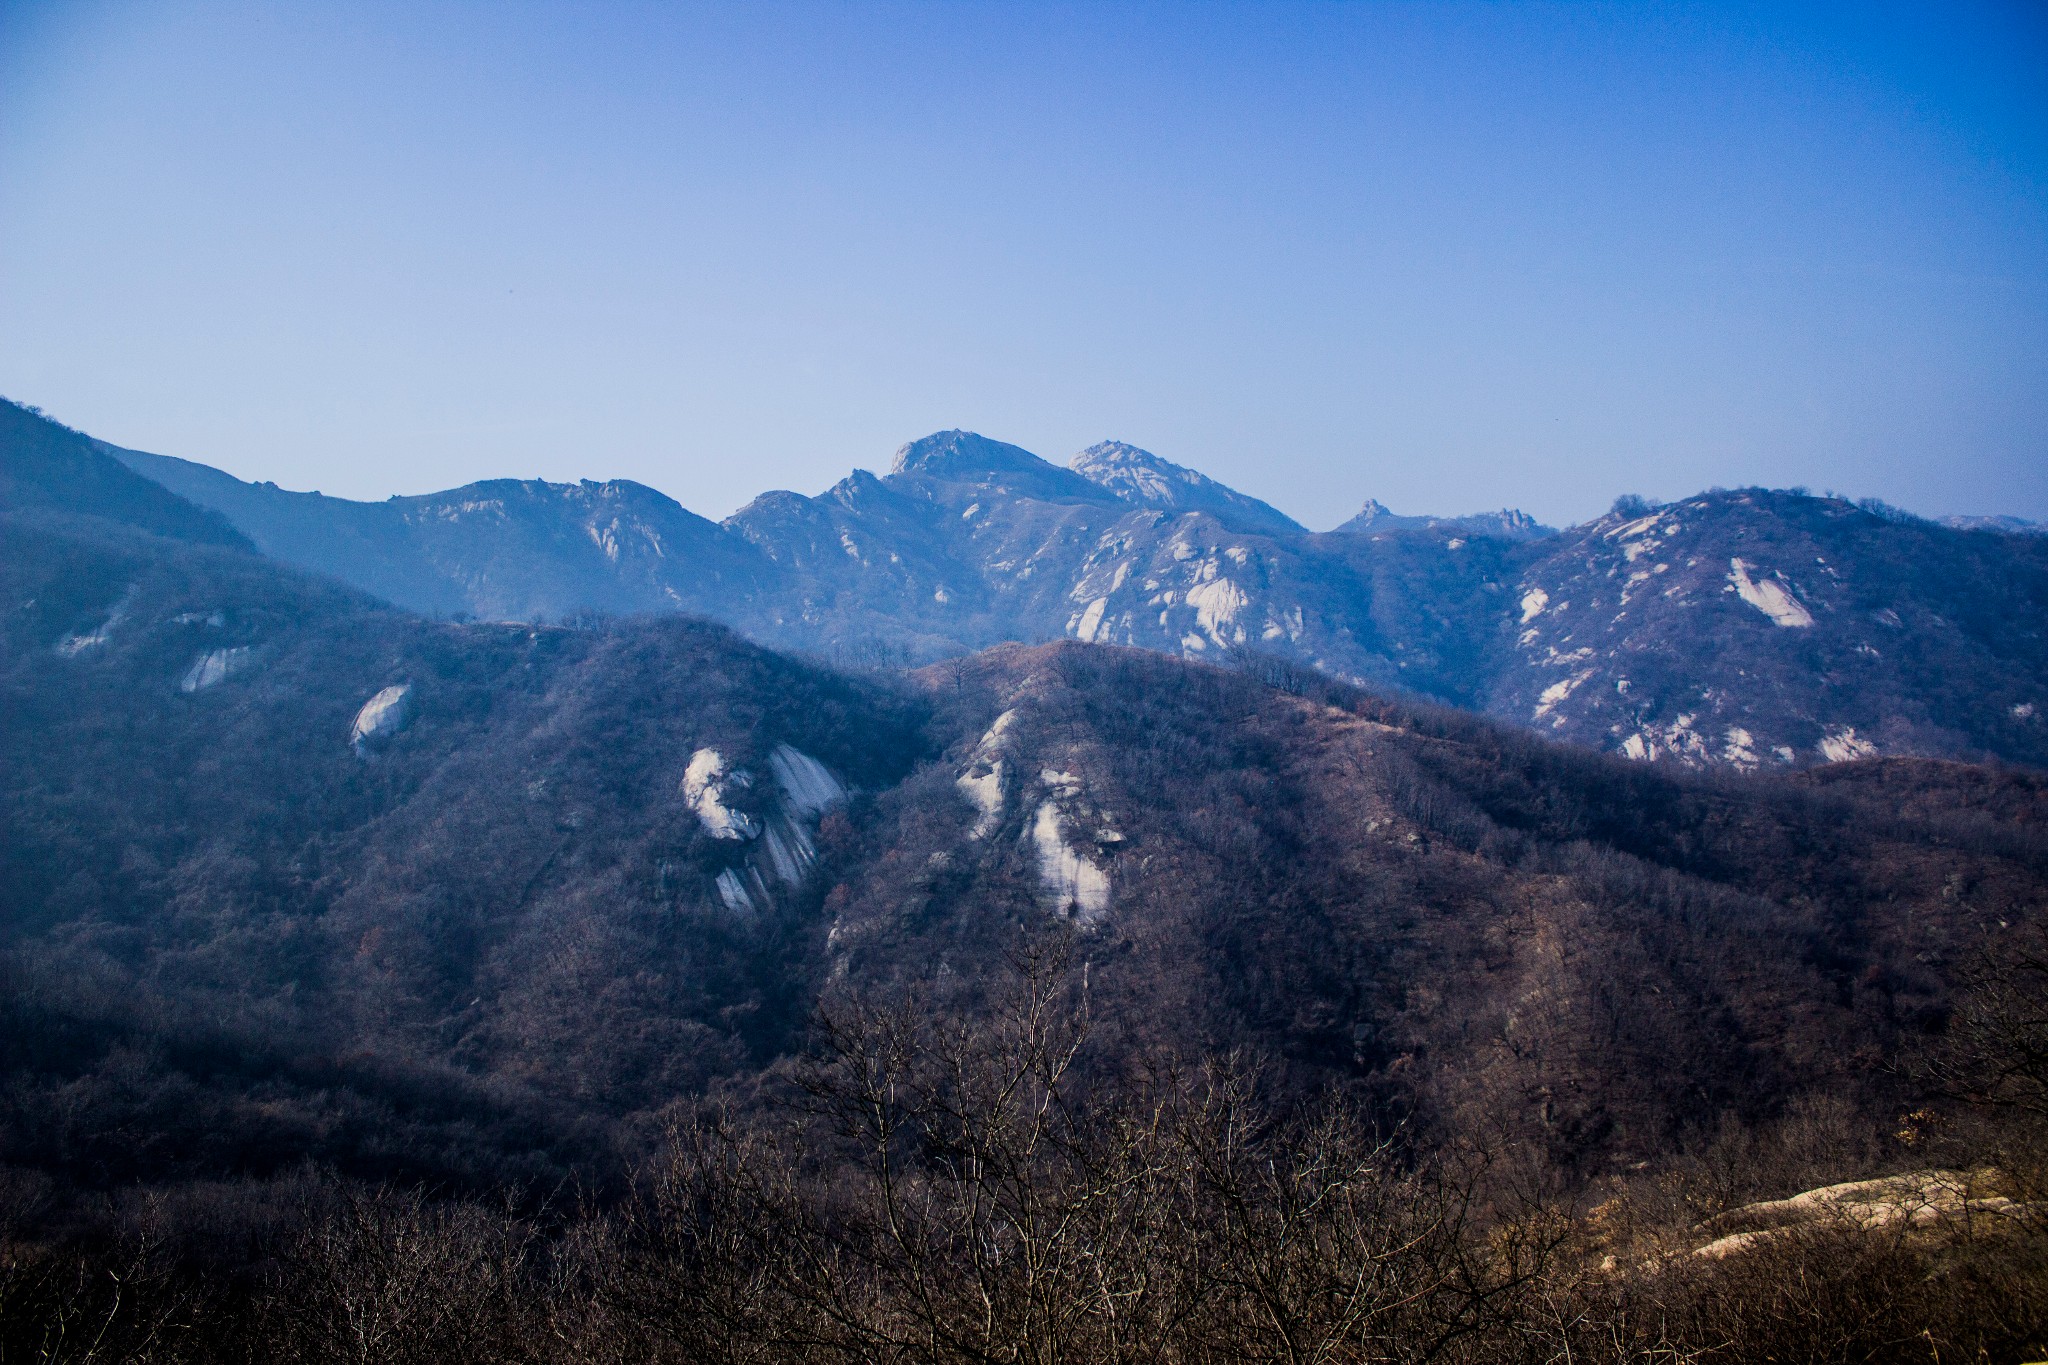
<box><xmin>7</xmin><ymin>380</ymin><xmax>2048</xmax><ymax>1349</ymax></box>
<box><xmin>6</xmin><ymin>434</ymin><xmax>2042</xmax><ymax>1198</ymax></box>
<box><xmin>7</xmin><ymin>399</ymin><xmax>2045</xmax><ymax>771</ymax></box>
<box><xmin>1332</xmin><ymin>498</ymin><xmax>1552</xmax><ymax>540</ymax></box>
<box><xmin>1941</xmin><ymin>513</ymin><xmax>2048</xmax><ymax>535</ymax></box>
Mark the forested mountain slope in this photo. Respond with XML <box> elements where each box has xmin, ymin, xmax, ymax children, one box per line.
<box><xmin>6</xmin><ymin>482</ymin><xmax>2045</xmax><ymax>1199</ymax></box>
<box><xmin>2</xmin><ymin>502</ymin><xmax>934</xmax><ymax>1189</ymax></box>
<box><xmin>1493</xmin><ymin>490</ymin><xmax>2048</xmax><ymax>769</ymax></box>
<box><xmin>0</xmin><ymin>400</ymin><xmax>248</xmax><ymax>549</ymax></box>
<box><xmin>7</xmin><ymin>444</ymin><xmax>2048</xmax><ymax>1360</ymax></box>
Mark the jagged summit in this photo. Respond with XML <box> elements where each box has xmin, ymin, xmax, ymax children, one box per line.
<box><xmin>888</xmin><ymin>429</ymin><xmax>1104</xmax><ymax>505</ymax></box>
<box><xmin>1345</xmin><ymin>498</ymin><xmax>1398</xmax><ymax>527</ymax></box>
<box><xmin>1334</xmin><ymin>499</ymin><xmax>1552</xmax><ymax>541</ymax></box>
<box><xmin>1068</xmin><ymin>440</ymin><xmax>1305</xmax><ymax>536</ymax></box>
<box><xmin>1067</xmin><ymin>440</ymin><xmax>1186</xmax><ymax>490</ymax></box>
<box><xmin>1069</xmin><ymin>440</ymin><xmax>1214</xmax><ymax>503</ymax></box>
<box><xmin>890</xmin><ymin>430</ymin><xmax>1052</xmax><ymax>480</ymax></box>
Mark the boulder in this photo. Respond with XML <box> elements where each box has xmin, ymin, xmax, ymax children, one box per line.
<box><xmin>350</xmin><ymin>683</ymin><xmax>414</xmax><ymax>754</ymax></box>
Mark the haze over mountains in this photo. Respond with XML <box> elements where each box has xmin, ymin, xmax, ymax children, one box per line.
<box><xmin>62</xmin><ymin>402</ymin><xmax>2048</xmax><ymax>774</ymax></box>
<box><xmin>6</xmin><ymin>401</ymin><xmax>2042</xmax><ymax>1189</ymax></box>
<box><xmin>5</xmin><ymin>394</ymin><xmax>2048</xmax><ymax>1359</ymax></box>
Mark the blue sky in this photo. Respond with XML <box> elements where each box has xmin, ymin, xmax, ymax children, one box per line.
<box><xmin>2</xmin><ymin>1</ymin><xmax>2044</xmax><ymax>528</ymax></box>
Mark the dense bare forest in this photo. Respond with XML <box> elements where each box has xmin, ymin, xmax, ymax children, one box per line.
<box><xmin>4</xmin><ymin>420</ymin><xmax>2047</xmax><ymax>1361</ymax></box>
<box><xmin>5</xmin><ymin>936</ymin><xmax>2046</xmax><ymax>1362</ymax></box>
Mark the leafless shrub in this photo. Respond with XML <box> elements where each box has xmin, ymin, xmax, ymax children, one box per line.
<box><xmin>259</xmin><ymin>1180</ymin><xmax>541</xmax><ymax>1365</ymax></box>
<box><xmin>0</xmin><ymin>1215</ymin><xmax>198</xmax><ymax>1365</ymax></box>
<box><xmin>591</xmin><ymin>943</ymin><xmax>1559</xmax><ymax>1365</ymax></box>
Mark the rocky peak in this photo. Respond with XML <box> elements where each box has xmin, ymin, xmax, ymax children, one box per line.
<box><xmin>1342</xmin><ymin>498</ymin><xmax>1398</xmax><ymax>530</ymax></box>
<box><xmin>1069</xmin><ymin>441</ymin><xmax>1203</xmax><ymax>499</ymax></box>
<box><xmin>1069</xmin><ymin>440</ymin><xmax>1304</xmax><ymax>537</ymax></box>
<box><xmin>887</xmin><ymin>430</ymin><xmax>1107</xmax><ymax>508</ymax></box>
<box><xmin>1468</xmin><ymin>508</ymin><xmax>1550</xmax><ymax>539</ymax></box>
<box><xmin>1334</xmin><ymin>499</ymin><xmax>1552</xmax><ymax>541</ymax></box>
<box><xmin>890</xmin><ymin>430</ymin><xmax>1054</xmax><ymax>481</ymax></box>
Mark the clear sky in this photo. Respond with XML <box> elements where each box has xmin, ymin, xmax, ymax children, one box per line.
<box><xmin>2</xmin><ymin>1</ymin><xmax>2044</xmax><ymax>529</ymax></box>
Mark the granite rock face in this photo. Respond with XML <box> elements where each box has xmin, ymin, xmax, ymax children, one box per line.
<box><xmin>350</xmin><ymin>683</ymin><xmax>414</xmax><ymax>754</ymax></box>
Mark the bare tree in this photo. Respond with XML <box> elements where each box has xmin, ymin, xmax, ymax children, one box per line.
<box><xmin>608</xmin><ymin>941</ymin><xmax>1557</xmax><ymax>1365</ymax></box>
<box><xmin>263</xmin><ymin>1181</ymin><xmax>540</xmax><ymax>1365</ymax></box>
<box><xmin>1929</xmin><ymin>916</ymin><xmax>2048</xmax><ymax>1125</ymax></box>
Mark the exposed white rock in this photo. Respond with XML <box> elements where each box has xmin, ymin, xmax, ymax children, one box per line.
<box><xmin>1028</xmin><ymin>800</ymin><xmax>1111</xmax><ymax>925</ymax></box>
<box><xmin>1185</xmin><ymin>577</ymin><xmax>1248</xmax><ymax>644</ymax></box>
<box><xmin>1040</xmin><ymin>768</ymin><xmax>1089</xmax><ymax>803</ymax></box>
<box><xmin>1253</xmin><ymin>605</ymin><xmax>1302</xmax><ymax>642</ymax></box>
<box><xmin>715</xmin><ymin>867</ymin><xmax>766</xmax><ymax>914</ymax></box>
<box><xmin>1618</xmin><ymin>713</ymin><xmax>1712</xmax><ymax>765</ymax></box>
<box><xmin>980</xmin><ymin>709</ymin><xmax>1020</xmax><ymax>748</ymax></box>
<box><xmin>1533</xmin><ymin>670</ymin><xmax>1591</xmax><ymax>720</ymax></box>
<box><xmin>1605</xmin><ymin>512</ymin><xmax>1664</xmax><ymax>542</ymax></box>
<box><xmin>956</xmin><ymin>709</ymin><xmax>1018</xmax><ymax>838</ymax></box>
<box><xmin>958</xmin><ymin>766</ymin><xmax>1004</xmax><ymax>836</ymax></box>
<box><xmin>1074</xmin><ymin>596</ymin><xmax>1110</xmax><ymax>642</ymax></box>
<box><xmin>1727</xmin><ymin>559</ymin><xmax>1815</xmax><ymax>627</ymax></box>
<box><xmin>179</xmin><ymin>647</ymin><xmax>253</xmax><ymax>694</ymax></box>
<box><xmin>749</xmin><ymin>744</ymin><xmax>847</xmax><ymax>887</ymax></box>
<box><xmin>350</xmin><ymin>683</ymin><xmax>414</xmax><ymax>754</ymax></box>
<box><xmin>1691</xmin><ymin>1170</ymin><xmax>2014</xmax><ymax>1261</ymax></box>
<box><xmin>56</xmin><ymin>620</ymin><xmax>118</xmax><ymax>657</ymax></box>
<box><xmin>759</xmin><ymin>819</ymin><xmax>816</xmax><ymax>887</ymax></box>
<box><xmin>700</xmin><ymin>744</ymin><xmax>848</xmax><ymax>906</ymax></box>
<box><xmin>683</xmin><ymin>748</ymin><xmax>759</xmax><ymax>840</ymax></box>
<box><xmin>1818</xmin><ymin>726</ymin><xmax>1879</xmax><ymax>763</ymax></box>
<box><xmin>1721</xmin><ymin>726</ymin><xmax>1760</xmax><ymax>770</ymax></box>
<box><xmin>770</xmin><ymin>743</ymin><xmax>846</xmax><ymax>818</ymax></box>
<box><xmin>56</xmin><ymin>586</ymin><xmax>138</xmax><ymax>656</ymax></box>
<box><xmin>2014</xmin><ymin>703</ymin><xmax>2037</xmax><ymax>720</ymax></box>
<box><xmin>1519</xmin><ymin>588</ymin><xmax>1551</xmax><ymax>624</ymax></box>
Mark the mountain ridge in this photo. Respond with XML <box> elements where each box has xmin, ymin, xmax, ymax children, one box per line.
<box><xmin>4</xmin><ymin>401</ymin><xmax>2036</xmax><ymax>772</ymax></box>
<box><xmin>1334</xmin><ymin>496</ymin><xmax>1553</xmax><ymax>541</ymax></box>
<box><xmin>6</xmin><ymin>490</ymin><xmax>2040</xmax><ymax>1195</ymax></box>
<box><xmin>6</xmin><ymin>406</ymin><xmax>2047</xmax><ymax>1359</ymax></box>
<box><xmin>1067</xmin><ymin>439</ymin><xmax>1308</xmax><ymax>537</ymax></box>
<box><xmin>0</xmin><ymin>400</ymin><xmax>250</xmax><ymax>550</ymax></box>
